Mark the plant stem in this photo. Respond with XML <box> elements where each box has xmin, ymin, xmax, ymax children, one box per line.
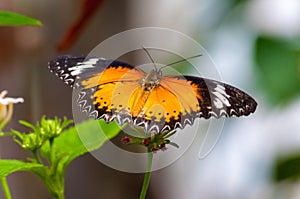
<box><xmin>1</xmin><ymin>177</ymin><xmax>12</xmax><ymax>199</ymax></box>
<box><xmin>139</xmin><ymin>151</ymin><xmax>153</xmax><ymax>199</ymax></box>
<box><xmin>0</xmin><ymin>132</ymin><xmax>14</xmax><ymax>138</ymax></box>
<box><xmin>49</xmin><ymin>138</ymin><xmax>55</xmax><ymax>164</ymax></box>
<box><xmin>33</xmin><ymin>150</ymin><xmax>42</xmax><ymax>164</ymax></box>
<box><xmin>55</xmin><ymin>191</ymin><xmax>65</xmax><ymax>199</ymax></box>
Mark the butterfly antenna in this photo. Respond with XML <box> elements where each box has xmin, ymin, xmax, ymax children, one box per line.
<box><xmin>159</xmin><ymin>54</ymin><xmax>202</xmax><ymax>71</ymax></box>
<box><xmin>142</xmin><ymin>46</ymin><xmax>158</xmax><ymax>71</ymax></box>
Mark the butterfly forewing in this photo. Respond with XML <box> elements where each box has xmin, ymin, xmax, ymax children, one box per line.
<box><xmin>48</xmin><ymin>56</ymin><xmax>139</xmax><ymax>87</ymax></box>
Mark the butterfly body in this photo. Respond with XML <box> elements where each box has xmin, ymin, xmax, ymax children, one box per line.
<box><xmin>49</xmin><ymin>56</ymin><xmax>257</xmax><ymax>133</ymax></box>
<box><xmin>141</xmin><ymin>69</ymin><xmax>161</xmax><ymax>91</ymax></box>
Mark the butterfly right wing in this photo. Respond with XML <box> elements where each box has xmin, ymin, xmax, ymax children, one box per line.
<box><xmin>135</xmin><ymin>75</ymin><xmax>257</xmax><ymax>133</ymax></box>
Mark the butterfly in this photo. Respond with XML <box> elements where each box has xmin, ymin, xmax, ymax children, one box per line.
<box><xmin>48</xmin><ymin>55</ymin><xmax>257</xmax><ymax>133</ymax></box>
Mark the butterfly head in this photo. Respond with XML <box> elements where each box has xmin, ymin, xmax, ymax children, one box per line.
<box><xmin>142</xmin><ymin>69</ymin><xmax>161</xmax><ymax>91</ymax></box>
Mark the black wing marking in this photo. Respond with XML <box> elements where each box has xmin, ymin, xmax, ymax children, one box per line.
<box><xmin>48</xmin><ymin>55</ymin><xmax>136</xmax><ymax>87</ymax></box>
<box><xmin>181</xmin><ymin>75</ymin><xmax>257</xmax><ymax>119</ymax></box>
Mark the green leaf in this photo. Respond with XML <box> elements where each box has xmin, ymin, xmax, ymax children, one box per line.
<box><xmin>273</xmin><ymin>153</ymin><xmax>300</xmax><ymax>182</ymax></box>
<box><xmin>0</xmin><ymin>160</ymin><xmax>44</xmax><ymax>178</ymax></box>
<box><xmin>19</xmin><ymin>120</ymin><xmax>35</xmax><ymax>130</ymax></box>
<box><xmin>41</xmin><ymin>119</ymin><xmax>122</xmax><ymax>167</ymax></box>
<box><xmin>0</xmin><ymin>11</ymin><xmax>42</xmax><ymax>26</ymax></box>
<box><xmin>254</xmin><ymin>36</ymin><xmax>300</xmax><ymax>105</ymax></box>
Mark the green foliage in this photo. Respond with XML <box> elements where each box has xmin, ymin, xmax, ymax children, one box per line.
<box><xmin>40</xmin><ymin>119</ymin><xmax>122</xmax><ymax>168</ymax></box>
<box><xmin>12</xmin><ymin>116</ymin><xmax>73</xmax><ymax>151</ymax></box>
<box><xmin>255</xmin><ymin>36</ymin><xmax>300</xmax><ymax>105</ymax></box>
<box><xmin>0</xmin><ymin>117</ymin><xmax>122</xmax><ymax>199</ymax></box>
<box><xmin>273</xmin><ymin>153</ymin><xmax>300</xmax><ymax>182</ymax></box>
<box><xmin>0</xmin><ymin>160</ymin><xmax>44</xmax><ymax>178</ymax></box>
<box><xmin>0</xmin><ymin>11</ymin><xmax>41</xmax><ymax>26</ymax></box>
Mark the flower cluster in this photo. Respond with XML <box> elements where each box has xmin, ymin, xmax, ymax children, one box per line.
<box><xmin>121</xmin><ymin>130</ymin><xmax>179</xmax><ymax>152</ymax></box>
<box><xmin>12</xmin><ymin>116</ymin><xmax>73</xmax><ymax>151</ymax></box>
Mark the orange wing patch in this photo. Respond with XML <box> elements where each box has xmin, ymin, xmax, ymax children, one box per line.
<box><xmin>93</xmin><ymin>81</ymin><xmax>141</xmax><ymax>113</ymax></box>
<box><xmin>81</xmin><ymin>66</ymin><xmax>144</xmax><ymax>89</ymax></box>
<box><xmin>160</xmin><ymin>76</ymin><xmax>201</xmax><ymax>114</ymax></box>
<box><xmin>132</xmin><ymin>76</ymin><xmax>201</xmax><ymax>132</ymax></box>
<box><xmin>75</xmin><ymin>64</ymin><xmax>145</xmax><ymax>123</ymax></box>
<box><xmin>143</xmin><ymin>85</ymin><xmax>182</xmax><ymax>123</ymax></box>
<box><xmin>81</xmin><ymin>71</ymin><xmax>202</xmax><ymax>132</ymax></box>
<box><xmin>84</xmin><ymin>72</ymin><xmax>203</xmax><ymax>132</ymax></box>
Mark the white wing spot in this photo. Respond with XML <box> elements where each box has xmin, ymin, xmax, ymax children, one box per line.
<box><xmin>68</xmin><ymin>58</ymin><xmax>99</xmax><ymax>76</ymax></box>
<box><xmin>80</xmin><ymin>58</ymin><xmax>99</xmax><ymax>65</ymax></box>
<box><xmin>213</xmin><ymin>98</ymin><xmax>223</xmax><ymax>108</ymax></box>
<box><xmin>212</xmin><ymin>83</ymin><xmax>231</xmax><ymax>107</ymax></box>
<box><xmin>215</xmin><ymin>84</ymin><xmax>230</xmax><ymax>97</ymax></box>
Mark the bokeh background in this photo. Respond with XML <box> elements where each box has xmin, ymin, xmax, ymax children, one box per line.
<box><xmin>1</xmin><ymin>0</ymin><xmax>300</xmax><ymax>198</ymax></box>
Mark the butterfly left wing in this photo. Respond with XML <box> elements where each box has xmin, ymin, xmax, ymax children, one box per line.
<box><xmin>48</xmin><ymin>56</ymin><xmax>147</xmax><ymax>120</ymax></box>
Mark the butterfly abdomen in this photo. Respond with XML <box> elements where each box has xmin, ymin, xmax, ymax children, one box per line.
<box><xmin>130</xmin><ymin>90</ymin><xmax>150</xmax><ymax>117</ymax></box>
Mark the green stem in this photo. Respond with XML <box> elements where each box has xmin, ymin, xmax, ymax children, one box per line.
<box><xmin>49</xmin><ymin>138</ymin><xmax>55</xmax><ymax>164</ymax></box>
<box><xmin>43</xmin><ymin>171</ymin><xmax>65</xmax><ymax>199</ymax></box>
<box><xmin>56</xmin><ymin>191</ymin><xmax>65</xmax><ymax>199</ymax></box>
<box><xmin>52</xmin><ymin>187</ymin><xmax>64</xmax><ymax>199</ymax></box>
<box><xmin>33</xmin><ymin>150</ymin><xmax>42</xmax><ymax>164</ymax></box>
<box><xmin>139</xmin><ymin>151</ymin><xmax>153</xmax><ymax>199</ymax></box>
<box><xmin>1</xmin><ymin>177</ymin><xmax>12</xmax><ymax>199</ymax></box>
<box><xmin>0</xmin><ymin>132</ymin><xmax>14</xmax><ymax>138</ymax></box>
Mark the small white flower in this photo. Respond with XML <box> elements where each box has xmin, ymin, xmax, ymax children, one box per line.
<box><xmin>0</xmin><ymin>90</ymin><xmax>24</xmax><ymax>105</ymax></box>
<box><xmin>0</xmin><ymin>90</ymin><xmax>24</xmax><ymax>131</ymax></box>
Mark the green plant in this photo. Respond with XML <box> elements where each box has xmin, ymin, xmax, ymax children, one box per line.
<box><xmin>0</xmin><ymin>117</ymin><xmax>121</xmax><ymax>199</ymax></box>
<box><xmin>0</xmin><ymin>91</ymin><xmax>122</xmax><ymax>199</ymax></box>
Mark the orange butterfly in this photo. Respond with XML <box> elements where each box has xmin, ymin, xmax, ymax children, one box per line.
<box><xmin>48</xmin><ymin>56</ymin><xmax>257</xmax><ymax>133</ymax></box>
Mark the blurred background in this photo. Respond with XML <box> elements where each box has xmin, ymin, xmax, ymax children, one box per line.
<box><xmin>1</xmin><ymin>0</ymin><xmax>300</xmax><ymax>198</ymax></box>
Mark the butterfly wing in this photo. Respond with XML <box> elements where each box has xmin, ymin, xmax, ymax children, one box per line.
<box><xmin>131</xmin><ymin>75</ymin><xmax>257</xmax><ymax>133</ymax></box>
<box><xmin>48</xmin><ymin>56</ymin><xmax>147</xmax><ymax>121</ymax></box>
